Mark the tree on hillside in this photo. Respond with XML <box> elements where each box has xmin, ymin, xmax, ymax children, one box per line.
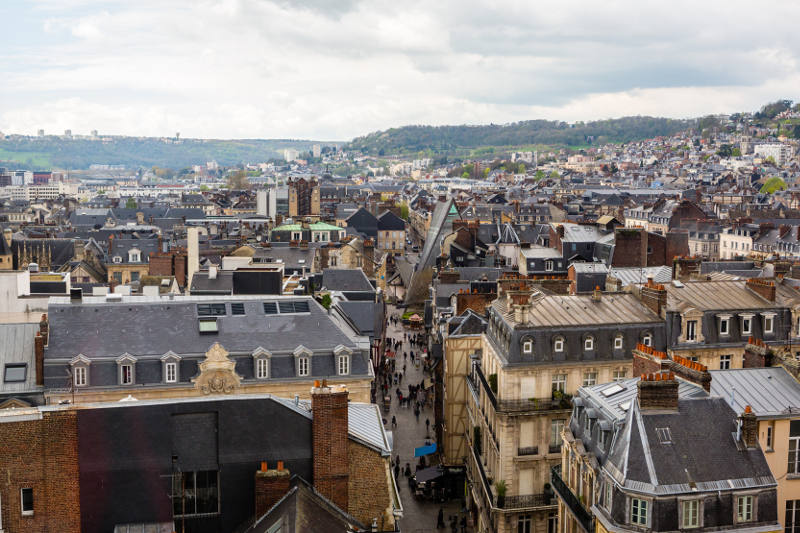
<box><xmin>227</xmin><ymin>170</ymin><xmax>249</xmax><ymax>190</ymax></box>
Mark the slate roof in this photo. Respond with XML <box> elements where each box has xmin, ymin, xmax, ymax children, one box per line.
<box><xmin>449</xmin><ymin>310</ymin><xmax>487</xmax><ymax>336</ymax></box>
<box><xmin>321</xmin><ymin>269</ymin><xmax>374</xmax><ymax>292</ymax></box>
<box><xmin>335</xmin><ymin>300</ymin><xmax>383</xmax><ymax>340</ymax></box>
<box><xmin>453</xmin><ymin>266</ymin><xmax>506</xmax><ymax>281</ymax></box>
<box><xmin>377</xmin><ymin>210</ymin><xmax>406</xmax><ymax>231</ymax></box>
<box><xmin>45</xmin><ymin>295</ymin><xmax>362</xmax><ymax>360</ymax></box>
<box><xmin>710</xmin><ymin>367</ymin><xmax>800</xmax><ymax>418</ymax></box>
<box><xmin>189</xmin><ymin>270</ymin><xmax>234</xmax><ymax>294</ymax></box>
<box><xmin>0</xmin><ymin>323</ymin><xmax>41</xmax><ymax>394</ymax></box>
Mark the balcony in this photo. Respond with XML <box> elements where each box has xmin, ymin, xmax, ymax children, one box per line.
<box><xmin>551</xmin><ymin>465</ymin><xmax>594</xmax><ymax>533</ymax></box>
<box><xmin>498</xmin><ymin>493</ymin><xmax>557</xmax><ymax>511</ymax></box>
<box><xmin>467</xmin><ymin>364</ymin><xmax>573</xmax><ymax>414</ymax></box>
<box><xmin>518</xmin><ymin>446</ymin><xmax>538</xmax><ymax>456</ymax></box>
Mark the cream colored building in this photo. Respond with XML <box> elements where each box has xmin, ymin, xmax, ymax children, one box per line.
<box><xmin>720</xmin><ymin>225</ymin><xmax>757</xmax><ymax>259</ymax></box>
<box><xmin>465</xmin><ymin>286</ymin><xmax>664</xmax><ymax>533</ymax></box>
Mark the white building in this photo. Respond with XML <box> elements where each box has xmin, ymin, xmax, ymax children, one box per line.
<box><xmin>312</xmin><ymin>144</ymin><xmax>321</xmax><ymax>158</ymax></box>
<box><xmin>754</xmin><ymin>143</ymin><xmax>793</xmax><ymax>166</ymax></box>
<box><xmin>719</xmin><ymin>226</ymin><xmax>757</xmax><ymax>259</ymax></box>
<box><xmin>283</xmin><ymin>149</ymin><xmax>300</xmax><ymax>163</ymax></box>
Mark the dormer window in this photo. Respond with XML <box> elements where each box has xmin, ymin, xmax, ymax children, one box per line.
<box><xmin>718</xmin><ymin>314</ymin><xmax>732</xmax><ymax>336</ymax></box>
<box><xmin>128</xmin><ymin>248</ymin><xmax>141</xmax><ymax>263</ymax></box>
<box><xmin>584</xmin><ymin>336</ymin><xmax>594</xmax><ymax>351</ymax></box>
<box><xmin>116</xmin><ymin>354</ymin><xmax>137</xmax><ymax>386</ymax></box>
<box><xmin>641</xmin><ymin>333</ymin><xmax>652</xmax><ymax>346</ymax></box>
<box><xmin>298</xmin><ymin>357</ymin><xmax>309</xmax><ymax>376</ymax></box>
<box><xmin>614</xmin><ymin>334</ymin><xmax>624</xmax><ymax>350</ymax></box>
<box><xmin>294</xmin><ymin>345</ymin><xmax>312</xmax><ymax>377</ymax></box>
<box><xmin>113</xmin><ymin>255</ymin><xmax>122</xmax><ymax>264</ymax></box>
<box><xmin>70</xmin><ymin>354</ymin><xmax>91</xmax><ymax>388</ymax></box>
<box><xmin>740</xmin><ymin>314</ymin><xmax>754</xmax><ymax>336</ymax></box>
<box><xmin>763</xmin><ymin>313</ymin><xmax>776</xmax><ymax>334</ymax></box>
<box><xmin>338</xmin><ymin>355</ymin><xmax>350</xmax><ymax>375</ymax></box>
<box><xmin>554</xmin><ymin>337</ymin><xmax>565</xmax><ymax>353</ymax></box>
<box><xmin>522</xmin><ymin>338</ymin><xmax>534</xmax><ymax>355</ymax></box>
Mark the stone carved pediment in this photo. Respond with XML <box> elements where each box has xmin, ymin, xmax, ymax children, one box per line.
<box><xmin>193</xmin><ymin>342</ymin><xmax>242</xmax><ymax>395</ymax></box>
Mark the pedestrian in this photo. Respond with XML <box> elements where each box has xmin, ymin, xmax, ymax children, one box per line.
<box><xmin>391</xmin><ymin>415</ymin><xmax>397</xmax><ymax>428</ymax></box>
<box><xmin>399</xmin><ymin>371</ymin><xmax>403</xmax><ymax>383</ymax></box>
<box><xmin>437</xmin><ymin>508</ymin><xmax>445</xmax><ymax>529</ymax></box>
<box><xmin>394</xmin><ymin>462</ymin><xmax>400</xmax><ymax>479</ymax></box>
<box><xmin>403</xmin><ymin>362</ymin><xmax>407</xmax><ymax>373</ymax></box>
<box><xmin>415</xmin><ymin>407</ymin><xmax>420</xmax><ymax>422</ymax></box>
<box><xmin>426</xmin><ymin>418</ymin><xmax>430</xmax><ymax>431</ymax></box>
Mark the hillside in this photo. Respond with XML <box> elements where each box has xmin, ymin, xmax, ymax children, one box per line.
<box><xmin>0</xmin><ymin>137</ymin><xmax>331</xmax><ymax>170</ymax></box>
<box><xmin>347</xmin><ymin>116</ymin><xmax>695</xmax><ymax>155</ymax></box>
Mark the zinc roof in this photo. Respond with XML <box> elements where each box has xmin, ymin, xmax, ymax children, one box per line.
<box><xmin>710</xmin><ymin>367</ymin><xmax>800</xmax><ymax>418</ymax></box>
<box><xmin>493</xmin><ymin>292</ymin><xmax>661</xmax><ymax>327</ymax></box>
<box><xmin>666</xmin><ymin>280</ymin><xmax>782</xmax><ymax>311</ymax></box>
<box><xmin>0</xmin><ymin>323</ymin><xmax>40</xmax><ymax>393</ymax></box>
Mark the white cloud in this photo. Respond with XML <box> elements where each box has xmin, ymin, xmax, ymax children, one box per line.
<box><xmin>1</xmin><ymin>0</ymin><xmax>800</xmax><ymax>139</ymax></box>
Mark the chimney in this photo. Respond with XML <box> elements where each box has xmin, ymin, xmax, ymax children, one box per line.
<box><xmin>311</xmin><ymin>380</ymin><xmax>349</xmax><ymax>512</ymax></box>
<box><xmin>187</xmin><ymin>227</ymin><xmax>200</xmax><ymax>290</ymax></box>
<box><xmin>637</xmin><ymin>372</ymin><xmax>679</xmax><ymax>410</ymax></box>
<box><xmin>591</xmin><ymin>285</ymin><xmax>602</xmax><ymax>302</ymax></box>
<box><xmin>254</xmin><ymin>461</ymin><xmax>291</xmax><ymax>519</ymax></box>
<box><xmin>39</xmin><ymin>313</ymin><xmax>48</xmax><ymax>345</ymax></box>
<box><xmin>70</xmin><ymin>288</ymin><xmax>82</xmax><ymax>303</ymax></box>
<box><xmin>640</xmin><ymin>278</ymin><xmax>667</xmax><ymax>317</ymax></box>
<box><xmin>34</xmin><ymin>332</ymin><xmax>44</xmax><ymax>386</ymax></box>
<box><xmin>740</xmin><ymin>405</ymin><xmax>758</xmax><ymax>448</ymax></box>
<box><xmin>208</xmin><ymin>265</ymin><xmax>217</xmax><ymax>280</ymax></box>
<box><xmin>439</xmin><ymin>270</ymin><xmax>460</xmax><ymax>284</ymax></box>
<box><xmin>108</xmin><ymin>233</ymin><xmax>114</xmax><ymax>255</ymax></box>
<box><xmin>746</xmin><ymin>278</ymin><xmax>776</xmax><ymax>302</ymax></box>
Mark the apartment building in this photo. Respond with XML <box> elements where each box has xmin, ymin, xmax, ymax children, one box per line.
<box><xmin>465</xmin><ymin>284</ymin><xmax>664</xmax><ymax>533</ymax></box>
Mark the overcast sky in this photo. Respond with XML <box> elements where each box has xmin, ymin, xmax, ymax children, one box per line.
<box><xmin>1</xmin><ymin>0</ymin><xmax>799</xmax><ymax>140</ymax></box>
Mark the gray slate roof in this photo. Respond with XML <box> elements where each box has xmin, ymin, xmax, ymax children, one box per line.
<box><xmin>0</xmin><ymin>323</ymin><xmax>41</xmax><ymax>394</ymax></box>
<box><xmin>710</xmin><ymin>367</ymin><xmax>800</xmax><ymax>418</ymax></box>
<box><xmin>321</xmin><ymin>269</ymin><xmax>374</xmax><ymax>292</ymax></box>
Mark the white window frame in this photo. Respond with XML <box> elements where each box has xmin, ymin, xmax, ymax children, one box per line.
<box><xmin>552</xmin><ymin>374</ymin><xmax>567</xmax><ymax>393</ymax></box>
<box><xmin>545</xmin><ymin>260</ymin><xmax>554</xmax><ymax>272</ymax></box>
<box><xmin>298</xmin><ymin>356</ymin><xmax>309</xmax><ymax>377</ymax></box>
<box><xmin>165</xmin><ymin>362</ymin><xmax>177</xmax><ymax>383</ymax></box>
<box><xmin>74</xmin><ymin>366</ymin><xmax>87</xmax><ymax>387</ymax></box>
<box><xmin>337</xmin><ymin>354</ymin><xmax>350</xmax><ymax>375</ymax></box>
<box><xmin>582</xmin><ymin>371</ymin><xmax>597</xmax><ymax>387</ymax></box>
<box><xmin>740</xmin><ymin>314</ymin><xmax>754</xmax><ymax>336</ymax></box>
<box><xmin>766</xmin><ymin>422</ymin><xmax>773</xmax><ymax>451</ymax></box>
<box><xmin>554</xmin><ymin>337</ymin><xmax>564</xmax><ymax>353</ymax></box>
<box><xmin>613</xmin><ymin>369</ymin><xmax>627</xmax><ymax>382</ymax></box>
<box><xmin>642</xmin><ymin>333</ymin><xmax>652</xmax><ymax>347</ymax></box>
<box><xmin>256</xmin><ymin>357</ymin><xmax>269</xmax><ymax>379</ymax></box>
<box><xmin>120</xmin><ymin>363</ymin><xmax>133</xmax><ymax>385</ymax></box>
<box><xmin>681</xmin><ymin>499</ymin><xmax>700</xmax><ymax>528</ymax></box>
<box><xmin>719</xmin><ymin>315</ymin><xmax>731</xmax><ymax>336</ymax></box>
<box><xmin>630</xmin><ymin>497</ymin><xmax>648</xmax><ymax>526</ymax></box>
<box><xmin>686</xmin><ymin>320</ymin><xmax>697</xmax><ymax>341</ymax></box>
<box><xmin>584</xmin><ymin>336</ymin><xmax>594</xmax><ymax>351</ymax></box>
<box><xmin>20</xmin><ymin>487</ymin><xmax>33</xmax><ymax>516</ymax></box>
<box><xmin>614</xmin><ymin>335</ymin><xmax>624</xmax><ymax>350</ymax></box>
<box><xmin>763</xmin><ymin>313</ymin><xmax>775</xmax><ymax>334</ymax></box>
<box><xmin>720</xmin><ymin>354</ymin><xmax>731</xmax><ymax>370</ymax></box>
<box><xmin>522</xmin><ymin>340</ymin><xmax>533</xmax><ymax>354</ymax></box>
<box><xmin>736</xmin><ymin>494</ymin><xmax>754</xmax><ymax>523</ymax></box>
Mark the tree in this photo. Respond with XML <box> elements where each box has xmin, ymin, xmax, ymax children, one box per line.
<box><xmin>125</xmin><ymin>198</ymin><xmax>137</xmax><ymax>209</ymax></box>
<box><xmin>482</xmin><ymin>167</ymin><xmax>490</xmax><ymax>179</ymax></box>
<box><xmin>760</xmin><ymin>177</ymin><xmax>787</xmax><ymax>194</ymax></box>
<box><xmin>199</xmin><ymin>185</ymin><xmax>210</xmax><ymax>192</ymax></box>
<box><xmin>517</xmin><ymin>163</ymin><xmax>526</xmax><ymax>174</ymax></box>
<box><xmin>717</xmin><ymin>144</ymin><xmax>734</xmax><ymax>158</ymax></box>
<box><xmin>320</xmin><ymin>294</ymin><xmax>332</xmax><ymax>310</ymax></box>
<box><xmin>534</xmin><ymin>170</ymin><xmax>545</xmax><ymax>181</ymax></box>
<box><xmin>227</xmin><ymin>170</ymin><xmax>249</xmax><ymax>190</ymax></box>
<box><xmin>549</xmin><ymin>170</ymin><xmax>560</xmax><ymax>179</ymax></box>
<box><xmin>732</xmin><ymin>147</ymin><xmax>742</xmax><ymax>157</ymax></box>
<box><xmin>461</xmin><ymin>171</ymin><xmax>470</xmax><ymax>179</ymax></box>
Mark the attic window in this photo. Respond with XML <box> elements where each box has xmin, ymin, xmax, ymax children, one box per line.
<box><xmin>601</xmin><ymin>384</ymin><xmax>624</xmax><ymax>397</ymax></box>
<box><xmin>279</xmin><ymin>300</ymin><xmax>310</xmax><ymax>314</ymax></box>
<box><xmin>656</xmin><ymin>427</ymin><xmax>672</xmax><ymax>444</ymax></box>
<box><xmin>3</xmin><ymin>363</ymin><xmax>27</xmax><ymax>383</ymax></box>
<box><xmin>197</xmin><ymin>303</ymin><xmax>226</xmax><ymax>316</ymax></box>
<box><xmin>230</xmin><ymin>303</ymin><xmax>245</xmax><ymax>315</ymax></box>
<box><xmin>198</xmin><ymin>318</ymin><xmax>219</xmax><ymax>334</ymax></box>
<box><xmin>263</xmin><ymin>302</ymin><xmax>278</xmax><ymax>314</ymax></box>
<box><xmin>113</xmin><ymin>255</ymin><xmax>122</xmax><ymax>264</ymax></box>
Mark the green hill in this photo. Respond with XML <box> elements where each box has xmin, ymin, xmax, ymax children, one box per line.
<box><xmin>0</xmin><ymin>137</ymin><xmax>333</xmax><ymax>170</ymax></box>
<box><xmin>347</xmin><ymin>116</ymin><xmax>695</xmax><ymax>155</ymax></box>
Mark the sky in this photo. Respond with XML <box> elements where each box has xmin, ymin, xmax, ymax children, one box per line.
<box><xmin>1</xmin><ymin>0</ymin><xmax>799</xmax><ymax>141</ymax></box>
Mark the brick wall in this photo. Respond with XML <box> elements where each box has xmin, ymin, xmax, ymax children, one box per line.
<box><xmin>348</xmin><ymin>441</ymin><xmax>394</xmax><ymax>529</ymax></box>
<box><xmin>0</xmin><ymin>410</ymin><xmax>80</xmax><ymax>533</ymax></box>
<box><xmin>665</xmin><ymin>231</ymin><xmax>689</xmax><ymax>263</ymax></box>
<box><xmin>455</xmin><ymin>292</ymin><xmax>495</xmax><ymax>316</ymax></box>
<box><xmin>311</xmin><ymin>388</ymin><xmax>349</xmax><ymax>512</ymax></box>
<box><xmin>646</xmin><ymin>232</ymin><xmax>667</xmax><ymax>266</ymax></box>
<box><xmin>254</xmin><ymin>467</ymin><xmax>291</xmax><ymax>519</ymax></box>
<box><xmin>612</xmin><ymin>228</ymin><xmax>646</xmax><ymax>267</ymax></box>
<box><xmin>637</xmin><ymin>375</ymin><xmax>679</xmax><ymax>410</ymax></box>
<box><xmin>632</xmin><ymin>352</ymin><xmax>664</xmax><ymax>377</ymax></box>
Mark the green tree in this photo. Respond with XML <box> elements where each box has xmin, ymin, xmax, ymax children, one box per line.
<box><xmin>549</xmin><ymin>170</ymin><xmax>560</xmax><ymax>179</ymax></box>
<box><xmin>461</xmin><ymin>171</ymin><xmax>470</xmax><ymax>179</ymax></box>
<box><xmin>199</xmin><ymin>185</ymin><xmax>210</xmax><ymax>192</ymax></box>
<box><xmin>760</xmin><ymin>177</ymin><xmax>787</xmax><ymax>194</ymax></box>
<box><xmin>320</xmin><ymin>294</ymin><xmax>332</xmax><ymax>310</ymax></box>
<box><xmin>399</xmin><ymin>203</ymin><xmax>409</xmax><ymax>220</ymax></box>
<box><xmin>732</xmin><ymin>147</ymin><xmax>742</xmax><ymax>157</ymax></box>
<box><xmin>125</xmin><ymin>198</ymin><xmax>137</xmax><ymax>209</ymax></box>
<box><xmin>517</xmin><ymin>163</ymin><xmax>526</xmax><ymax>174</ymax></box>
<box><xmin>717</xmin><ymin>144</ymin><xmax>734</xmax><ymax>158</ymax></box>
<box><xmin>534</xmin><ymin>170</ymin><xmax>545</xmax><ymax>181</ymax></box>
<box><xmin>482</xmin><ymin>167</ymin><xmax>490</xmax><ymax>179</ymax></box>
<box><xmin>227</xmin><ymin>170</ymin><xmax>249</xmax><ymax>190</ymax></box>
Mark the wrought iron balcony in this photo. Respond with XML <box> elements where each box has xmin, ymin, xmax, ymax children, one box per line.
<box><xmin>498</xmin><ymin>492</ymin><xmax>557</xmax><ymax>510</ymax></box>
<box><xmin>468</xmin><ymin>364</ymin><xmax>573</xmax><ymax>413</ymax></box>
<box><xmin>551</xmin><ymin>465</ymin><xmax>594</xmax><ymax>533</ymax></box>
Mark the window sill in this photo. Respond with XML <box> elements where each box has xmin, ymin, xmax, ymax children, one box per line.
<box><xmin>21</xmin><ymin>511</ymin><xmax>34</xmax><ymax>517</ymax></box>
<box><xmin>786</xmin><ymin>473</ymin><xmax>800</xmax><ymax>480</ymax></box>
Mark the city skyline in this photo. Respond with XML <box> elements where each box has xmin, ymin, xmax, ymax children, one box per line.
<box><xmin>2</xmin><ymin>0</ymin><xmax>800</xmax><ymax>140</ymax></box>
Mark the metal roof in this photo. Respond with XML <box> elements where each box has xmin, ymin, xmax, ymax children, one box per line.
<box><xmin>666</xmin><ymin>279</ymin><xmax>789</xmax><ymax>312</ymax></box>
<box><xmin>608</xmin><ymin>266</ymin><xmax>672</xmax><ymax>286</ymax></box>
<box><xmin>493</xmin><ymin>292</ymin><xmax>661</xmax><ymax>327</ymax></box>
<box><xmin>710</xmin><ymin>367</ymin><xmax>800</xmax><ymax>418</ymax></box>
<box><xmin>584</xmin><ymin>377</ymin><xmax>708</xmax><ymax>421</ymax></box>
<box><xmin>0</xmin><ymin>323</ymin><xmax>40</xmax><ymax>394</ymax></box>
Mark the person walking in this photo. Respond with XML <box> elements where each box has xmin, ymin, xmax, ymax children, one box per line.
<box><xmin>391</xmin><ymin>415</ymin><xmax>397</xmax><ymax>428</ymax></box>
<box><xmin>437</xmin><ymin>508</ymin><xmax>445</xmax><ymax>529</ymax></box>
<box><xmin>414</xmin><ymin>406</ymin><xmax>420</xmax><ymax>422</ymax></box>
<box><xmin>425</xmin><ymin>418</ymin><xmax>430</xmax><ymax>434</ymax></box>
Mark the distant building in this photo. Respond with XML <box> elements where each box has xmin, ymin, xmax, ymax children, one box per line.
<box><xmin>312</xmin><ymin>144</ymin><xmax>321</xmax><ymax>158</ymax></box>
<box><xmin>287</xmin><ymin>177</ymin><xmax>320</xmax><ymax>218</ymax></box>
<box><xmin>755</xmin><ymin>143</ymin><xmax>793</xmax><ymax>166</ymax></box>
<box><xmin>284</xmin><ymin>148</ymin><xmax>300</xmax><ymax>162</ymax></box>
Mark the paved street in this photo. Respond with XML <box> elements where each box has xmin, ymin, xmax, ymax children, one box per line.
<box><xmin>383</xmin><ymin>304</ymin><xmax>472</xmax><ymax>533</ymax></box>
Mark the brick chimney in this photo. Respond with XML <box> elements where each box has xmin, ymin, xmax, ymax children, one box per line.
<box><xmin>34</xmin><ymin>332</ymin><xmax>44</xmax><ymax>386</ymax></box>
<box><xmin>637</xmin><ymin>372</ymin><xmax>679</xmax><ymax>410</ymax></box>
<box><xmin>744</xmin><ymin>337</ymin><xmax>769</xmax><ymax>368</ymax></box>
<box><xmin>108</xmin><ymin>233</ymin><xmax>114</xmax><ymax>255</ymax></box>
<box><xmin>311</xmin><ymin>380</ymin><xmax>349</xmax><ymax>512</ymax></box>
<box><xmin>254</xmin><ymin>461</ymin><xmax>291</xmax><ymax>519</ymax></box>
<box><xmin>746</xmin><ymin>278</ymin><xmax>776</xmax><ymax>302</ymax></box>
<box><xmin>39</xmin><ymin>313</ymin><xmax>48</xmax><ymax>345</ymax></box>
<box><xmin>640</xmin><ymin>278</ymin><xmax>667</xmax><ymax>317</ymax></box>
<box><xmin>740</xmin><ymin>405</ymin><xmax>758</xmax><ymax>448</ymax></box>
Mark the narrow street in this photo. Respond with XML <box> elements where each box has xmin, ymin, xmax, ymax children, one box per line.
<box><xmin>383</xmin><ymin>303</ymin><xmax>472</xmax><ymax>533</ymax></box>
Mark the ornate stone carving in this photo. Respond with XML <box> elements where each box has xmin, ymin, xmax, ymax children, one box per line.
<box><xmin>193</xmin><ymin>342</ymin><xmax>242</xmax><ymax>395</ymax></box>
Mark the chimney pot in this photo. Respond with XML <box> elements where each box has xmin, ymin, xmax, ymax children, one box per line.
<box><xmin>261</xmin><ymin>461</ymin><xmax>267</xmax><ymax>472</ymax></box>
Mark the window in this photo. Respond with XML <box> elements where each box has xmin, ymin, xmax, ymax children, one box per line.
<box><xmin>338</xmin><ymin>355</ymin><xmax>349</xmax><ymax>375</ymax></box>
<box><xmin>686</xmin><ymin>320</ymin><xmax>697</xmax><ymax>341</ymax></box>
<box><xmin>230</xmin><ymin>303</ymin><xmax>245</xmax><ymax>315</ymax></box>
<box><xmin>522</xmin><ymin>340</ymin><xmax>533</xmax><ymax>354</ymax></box>
<box><xmin>197</xmin><ymin>303</ymin><xmax>226</xmax><ymax>316</ymax></box>
<box><xmin>74</xmin><ymin>366</ymin><xmax>87</xmax><ymax>387</ymax></box>
<box><xmin>198</xmin><ymin>318</ymin><xmax>219</xmax><ymax>334</ymax></box>
<box><xmin>263</xmin><ymin>302</ymin><xmax>278</xmax><ymax>314</ymax></box>
<box><xmin>20</xmin><ymin>488</ymin><xmax>33</xmax><ymax>516</ymax></box>
<box><xmin>547</xmin><ymin>513</ymin><xmax>558</xmax><ymax>533</ymax></box>
<box><xmin>720</xmin><ymin>317</ymin><xmax>730</xmax><ymax>335</ymax></box>
<box><xmin>741</xmin><ymin>317</ymin><xmax>752</xmax><ymax>336</ymax></box>
<box><xmin>787</xmin><ymin>500</ymin><xmax>800</xmax><ymax>533</ymax></box>
<box><xmin>766</xmin><ymin>422</ymin><xmax>774</xmax><ymax>451</ymax></box>
<box><xmin>298</xmin><ymin>357</ymin><xmax>309</xmax><ymax>377</ymax></box>
<box><xmin>550</xmin><ymin>419</ymin><xmax>565</xmax><ymax>449</ymax></box>
<box><xmin>631</xmin><ymin>498</ymin><xmax>648</xmax><ymax>525</ymax></box>
<box><xmin>720</xmin><ymin>354</ymin><xmax>731</xmax><ymax>370</ymax></box>
<box><xmin>3</xmin><ymin>363</ymin><xmax>27</xmax><ymax>383</ymax></box>
<box><xmin>765</xmin><ymin>315</ymin><xmax>775</xmax><ymax>334</ymax></box>
<box><xmin>789</xmin><ymin>421</ymin><xmax>800</xmax><ymax>474</ymax></box>
<box><xmin>737</xmin><ymin>495</ymin><xmax>753</xmax><ymax>522</ymax></box>
<box><xmin>583</xmin><ymin>372</ymin><xmax>597</xmax><ymax>387</ymax></box>
<box><xmin>278</xmin><ymin>301</ymin><xmax>311</xmax><ymax>314</ymax></box>
<box><xmin>642</xmin><ymin>334</ymin><xmax>652</xmax><ymax>347</ymax></box>
<box><xmin>552</xmin><ymin>374</ymin><xmax>566</xmax><ymax>394</ymax></box>
<box><xmin>545</xmin><ymin>260</ymin><xmax>554</xmax><ymax>272</ymax></box>
<box><xmin>604</xmin><ymin>481</ymin><xmax>613</xmax><ymax>510</ymax></box>
<box><xmin>614</xmin><ymin>335</ymin><xmax>624</xmax><ymax>350</ymax></box>
<box><xmin>256</xmin><ymin>358</ymin><xmax>269</xmax><ymax>379</ymax></box>
<box><xmin>584</xmin><ymin>336</ymin><xmax>594</xmax><ymax>351</ymax></box>
<box><xmin>165</xmin><ymin>362</ymin><xmax>177</xmax><ymax>383</ymax></box>
<box><xmin>517</xmin><ymin>514</ymin><xmax>531</xmax><ymax>533</ymax></box>
<box><xmin>554</xmin><ymin>337</ymin><xmax>564</xmax><ymax>353</ymax></box>
<box><xmin>120</xmin><ymin>364</ymin><xmax>133</xmax><ymax>385</ymax></box>
<box><xmin>113</xmin><ymin>271</ymin><xmax>122</xmax><ymax>283</ymax></box>
<box><xmin>172</xmin><ymin>470</ymin><xmax>219</xmax><ymax>517</ymax></box>
<box><xmin>613</xmin><ymin>369</ymin><xmax>627</xmax><ymax>382</ymax></box>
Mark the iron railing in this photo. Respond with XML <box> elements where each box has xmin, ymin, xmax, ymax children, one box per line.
<box><xmin>551</xmin><ymin>465</ymin><xmax>594</xmax><ymax>533</ymax></box>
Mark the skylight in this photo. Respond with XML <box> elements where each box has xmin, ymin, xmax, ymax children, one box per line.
<box><xmin>619</xmin><ymin>401</ymin><xmax>631</xmax><ymax>412</ymax></box>
<box><xmin>601</xmin><ymin>384</ymin><xmax>625</xmax><ymax>397</ymax></box>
